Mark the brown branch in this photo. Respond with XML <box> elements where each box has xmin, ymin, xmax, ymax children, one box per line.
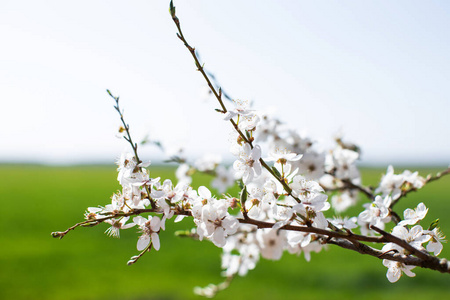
<box><xmin>328</xmin><ymin>238</ymin><xmax>450</xmax><ymax>273</ymax></box>
<box><xmin>236</xmin><ymin>217</ymin><xmax>450</xmax><ymax>273</ymax></box>
<box><xmin>238</xmin><ymin>218</ymin><xmax>450</xmax><ymax>273</ymax></box>
<box><xmin>238</xmin><ymin>218</ymin><xmax>386</xmax><ymax>243</ymax></box>
<box><xmin>53</xmin><ymin>201</ymin><xmax>450</xmax><ymax>274</ymax></box>
<box><xmin>340</xmin><ymin>178</ymin><xmax>375</xmax><ymax>200</ymax></box>
<box><xmin>370</xmin><ymin>225</ymin><xmax>432</xmax><ymax>261</ymax></box>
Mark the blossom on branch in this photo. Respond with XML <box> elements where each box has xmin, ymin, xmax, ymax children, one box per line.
<box><xmin>233</xmin><ymin>143</ymin><xmax>262</xmax><ymax>185</ymax></box>
<box><xmin>424</xmin><ymin>227</ymin><xmax>446</xmax><ymax>256</ymax></box>
<box><xmin>383</xmin><ymin>260</ymin><xmax>416</xmax><ymax>283</ymax></box>
<box><xmin>398</xmin><ymin>202</ymin><xmax>428</xmax><ymax>226</ymax></box>
<box><xmin>133</xmin><ymin>215</ymin><xmax>162</xmax><ymax>251</ymax></box>
<box><xmin>52</xmin><ymin>4</ymin><xmax>450</xmax><ymax>295</ymax></box>
<box><xmin>192</xmin><ymin>186</ymin><xmax>239</xmax><ymax>247</ymax></box>
<box><xmin>358</xmin><ymin>195</ymin><xmax>392</xmax><ymax>229</ymax></box>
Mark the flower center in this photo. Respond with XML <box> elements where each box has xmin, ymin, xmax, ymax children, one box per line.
<box><xmin>246</xmin><ymin>159</ymin><xmax>255</xmax><ymax>167</ymax></box>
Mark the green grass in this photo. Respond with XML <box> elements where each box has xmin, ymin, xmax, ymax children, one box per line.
<box><xmin>1</xmin><ymin>164</ymin><xmax>449</xmax><ymax>300</ymax></box>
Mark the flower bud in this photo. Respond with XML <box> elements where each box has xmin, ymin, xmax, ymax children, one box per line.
<box><xmin>51</xmin><ymin>232</ymin><xmax>64</xmax><ymax>239</ymax></box>
<box><xmin>127</xmin><ymin>260</ymin><xmax>135</xmax><ymax>266</ymax></box>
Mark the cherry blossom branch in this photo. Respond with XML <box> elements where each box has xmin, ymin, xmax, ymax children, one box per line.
<box><xmin>390</xmin><ymin>166</ymin><xmax>450</xmax><ymax>208</ymax></box>
<box><xmin>162</xmin><ymin>2</ymin><xmax>450</xmax><ymax>271</ymax></box>
<box><xmin>322</xmin><ymin>176</ymin><xmax>400</xmax><ymax>224</ymax></box>
<box><xmin>194</xmin><ymin>275</ymin><xmax>235</xmax><ymax>298</ymax></box>
<box><xmin>426</xmin><ymin>167</ymin><xmax>450</xmax><ymax>184</ymax></box>
<box><xmin>107</xmin><ymin>90</ymin><xmax>157</xmax><ymax>209</ymax></box>
<box><xmin>169</xmin><ymin>3</ymin><xmax>440</xmax><ymax>241</ymax></box>
<box><xmin>53</xmin><ymin>195</ymin><xmax>449</xmax><ymax>275</ymax></box>
<box><xmin>370</xmin><ymin>225</ymin><xmax>432</xmax><ymax>261</ymax></box>
<box><xmin>53</xmin><ymin>202</ymin><xmax>388</xmax><ymax>246</ymax></box>
<box><xmin>237</xmin><ymin>217</ymin><xmax>385</xmax><ymax>243</ymax></box>
<box><xmin>55</xmin><ymin>207</ymin><xmax>387</xmax><ymax>246</ymax></box>
<box><xmin>238</xmin><ymin>218</ymin><xmax>450</xmax><ymax>274</ymax></box>
<box><xmin>49</xmin><ymin>3</ymin><xmax>450</xmax><ymax>293</ymax></box>
<box><xmin>169</xmin><ymin>1</ymin><xmax>300</xmax><ymax>203</ymax></box>
<box><xmin>328</xmin><ymin>238</ymin><xmax>450</xmax><ymax>273</ymax></box>
<box><xmin>54</xmin><ymin>205</ymin><xmax>436</xmax><ymax>261</ymax></box>
<box><xmin>169</xmin><ymin>3</ymin><xmax>246</xmax><ymax>144</ymax></box>
<box><xmin>51</xmin><ymin>208</ymin><xmax>191</xmax><ymax>239</ymax></box>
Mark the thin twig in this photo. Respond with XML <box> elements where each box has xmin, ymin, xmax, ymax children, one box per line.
<box><xmin>127</xmin><ymin>242</ymin><xmax>153</xmax><ymax>265</ymax></box>
<box><xmin>107</xmin><ymin>90</ymin><xmax>156</xmax><ymax>209</ymax></box>
<box><xmin>52</xmin><ymin>208</ymin><xmax>190</xmax><ymax>239</ymax></box>
<box><xmin>391</xmin><ymin>166</ymin><xmax>450</xmax><ymax>208</ymax></box>
<box><xmin>169</xmin><ymin>1</ymin><xmax>300</xmax><ymax>203</ymax></box>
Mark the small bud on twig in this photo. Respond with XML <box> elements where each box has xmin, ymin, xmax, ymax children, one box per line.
<box><xmin>51</xmin><ymin>231</ymin><xmax>64</xmax><ymax>239</ymax></box>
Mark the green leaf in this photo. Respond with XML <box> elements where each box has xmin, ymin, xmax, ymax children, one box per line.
<box><xmin>240</xmin><ymin>186</ymin><xmax>248</xmax><ymax>205</ymax></box>
<box><xmin>174</xmin><ymin>230</ymin><xmax>191</xmax><ymax>237</ymax></box>
<box><xmin>429</xmin><ymin>218</ymin><xmax>440</xmax><ymax>230</ymax></box>
<box><xmin>169</xmin><ymin>0</ymin><xmax>176</xmax><ymax>17</ymax></box>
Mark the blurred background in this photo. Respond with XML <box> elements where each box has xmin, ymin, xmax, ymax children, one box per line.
<box><xmin>1</xmin><ymin>0</ymin><xmax>449</xmax><ymax>165</ymax></box>
<box><xmin>1</xmin><ymin>1</ymin><xmax>450</xmax><ymax>299</ymax></box>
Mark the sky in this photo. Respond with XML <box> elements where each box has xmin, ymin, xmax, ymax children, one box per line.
<box><xmin>1</xmin><ymin>0</ymin><xmax>449</xmax><ymax>166</ymax></box>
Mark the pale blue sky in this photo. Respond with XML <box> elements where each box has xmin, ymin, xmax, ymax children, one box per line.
<box><xmin>1</xmin><ymin>0</ymin><xmax>449</xmax><ymax>165</ymax></box>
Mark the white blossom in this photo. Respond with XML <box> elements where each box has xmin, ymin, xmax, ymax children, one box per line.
<box><xmin>398</xmin><ymin>202</ymin><xmax>428</xmax><ymax>226</ymax></box>
<box><xmin>358</xmin><ymin>195</ymin><xmax>392</xmax><ymax>228</ymax></box>
<box><xmin>265</xmin><ymin>148</ymin><xmax>302</xmax><ymax>165</ymax></box>
<box><xmin>233</xmin><ymin>143</ymin><xmax>262</xmax><ymax>184</ymax></box>
<box><xmin>133</xmin><ymin>215</ymin><xmax>162</xmax><ymax>251</ymax></box>
<box><xmin>384</xmin><ymin>225</ymin><xmax>431</xmax><ymax>253</ymax></box>
<box><xmin>104</xmin><ymin>217</ymin><xmax>134</xmax><ymax>238</ymax></box>
<box><xmin>424</xmin><ymin>227</ymin><xmax>446</xmax><ymax>256</ymax></box>
<box><xmin>257</xmin><ymin>228</ymin><xmax>286</xmax><ymax>260</ymax></box>
<box><xmin>382</xmin><ymin>260</ymin><xmax>416</xmax><ymax>283</ymax></box>
<box><xmin>290</xmin><ymin>175</ymin><xmax>324</xmax><ymax>200</ymax></box>
<box><xmin>327</xmin><ymin>147</ymin><xmax>360</xmax><ymax>180</ymax></box>
<box><xmin>375</xmin><ymin>166</ymin><xmax>426</xmax><ymax>200</ymax></box>
<box><xmin>193</xmin><ymin>186</ymin><xmax>239</xmax><ymax>247</ymax></box>
<box><xmin>295</xmin><ymin>152</ymin><xmax>325</xmax><ymax>180</ymax></box>
<box><xmin>223</xmin><ymin>99</ymin><xmax>254</xmax><ymax>121</ymax></box>
<box><xmin>375</xmin><ymin>165</ymin><xmax>404</xmax><ymax>200</ymax></box>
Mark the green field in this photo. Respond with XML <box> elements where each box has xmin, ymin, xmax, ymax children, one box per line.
<box><xmin>1</xmin><ymin>164</ymin><xmax>449</xmax><ymax>300</ymax></box>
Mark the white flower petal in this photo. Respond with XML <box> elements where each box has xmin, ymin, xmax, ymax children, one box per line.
<box><xmin>137</xmin><ymin>235</ymin><xmax>150</xmax><ymax>251</ymax></box>
<box><xmin>174</xmin><ymin>215</ymin><xmax>186</xmax><ymax>223</ymax></box>
<box><xmin>151</xmin><ymin>232</ymin><xmax>160</xmax><ymax>251</ymax></box>
<box><xmin>198</xmin><ymin>186</ymin><xmax>212</xmax><ymax>199</ymax></box>
<box><xmin>386</xmin><ymin>266</ymin><xmax>401</xmax><ymax>283</ymax></box>
<box><xmin>151</xmin><ymin>216</ymin><xmax>161</xmax><ymax>231</ymax></box>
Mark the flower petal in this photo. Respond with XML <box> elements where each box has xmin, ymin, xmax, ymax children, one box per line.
<box><xmin>137</xmin><ymin>235</ymin><xmax>150</xmax><ymax>251</ymax></box>
<box><xmin>151</xmin><ymin>232</ymin><xmax>160</xmax><ymax>251</ymax></box>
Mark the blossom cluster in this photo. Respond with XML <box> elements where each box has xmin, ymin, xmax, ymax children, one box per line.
<box><xmin>53</xmin><ymin>3</ymin><xmax>450</xmax><ymax>296</ymax></box>
<box><xmin>70</xmin><ymin>95</ymin><xmax>447</xmax><ymax>294</ymax></box>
